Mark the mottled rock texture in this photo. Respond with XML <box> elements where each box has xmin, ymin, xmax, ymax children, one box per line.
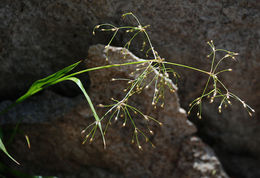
<box><xmin>0</xmin><ymin>0</ymin><xmax>259</xmax><ymax>177</ymax></box>
<box><xmin>1</xmin><ymin>45</ymin><xmax>228</xmax><ymax>178</ymax></box>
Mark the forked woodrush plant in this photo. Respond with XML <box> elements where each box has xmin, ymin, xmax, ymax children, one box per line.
<box><xmin>92</xmin><ymin>12</ymin><xmax>254</xmax><ymax>118</ymax></box>
<box><xmin>0</xmin><ymin>12</ymin><xmax>255</xmax><ymax>162</ymax></box>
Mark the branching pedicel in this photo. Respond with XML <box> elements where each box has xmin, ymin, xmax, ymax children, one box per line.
<box><xmin>80</xmin><ymin>12</ymin><xmax>255</xmax><ymax>149</ymax></box>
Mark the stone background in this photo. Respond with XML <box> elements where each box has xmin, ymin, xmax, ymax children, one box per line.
<box><xmin>0</xmin><ymin>0</ymin><xmax>259</xmax><ymax>177</ymax></box>
<box><xmin>0</xmin><ymin>45</ymin><xmax>228</xmax><ymax>178</ymax></box>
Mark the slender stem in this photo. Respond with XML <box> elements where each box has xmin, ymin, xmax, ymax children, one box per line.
<box><xmin>216</xmin><ymin>78</ymin><xmax>229</xmax><ymax>92</ymax></box>
<box><xmin>118</xmin><ymin>26</ymin><xmax>138</xmax><ymax>29</ymax></box>
<box><xmin>164</xmin><ymin>61</ymin><xmax>210</xmax><ymax>75</ymax></box>
<box><xmin>202</xmin><ymin>77</ymin><xmax>211</xmax><ymax>97</ymax></box>
<box><xmin>215</xmin><ymin>69</ymin><xmax>232</xmax><ymax>75</ymax></box>
<box><xmin>93</xmin><ymin>24</ymin><xmax>116</xmax><ymax>31</ymax></box>
<box><xmin>130</xmin><ymin>13</ymin><xmax>142</xmax><ymax>26</ymax></box>
<box><xmin>124</xmin><ymin>31</ymin><xmax>142</xmax><ymax>49</ymax></box>
<box><xmin>143</xmin><ymin>30</ymin><xmax>157</xmax><ymax>59</ymax></box>
<box><xmin>210</xmin><ymin>49</ymin><xmax>216</xmax><ymax>73</ymax></box>
<box><xmin>107</xmin><ymin>29</ymin><xmax>119</xmax><ymax>46</ymax></box>
<box><xmin>64</xmin><ymin>60</ymin><xmax>155</xmax><ymax>80</ymax></box>
<box><xmin>215</xmin><ymin>49</ymin><xmax>232</xmax><ymax>53</ymax></box>
<box><xmin>213</xmin><ymin>55</ymin><xmax>230</xmax><ymax>74</ymax></box>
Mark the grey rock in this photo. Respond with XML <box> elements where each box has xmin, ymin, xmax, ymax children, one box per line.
<box><xmin>0</xmin><ymin>0</ymin><xmax>113</xmax><ymax>99</ymax></box>
<box><xmin>0</xmin><ymin>90</ymin><xmax>83</xmax><ymax>124</ymax></box>
<box><xmin>0</xmin><ymin>0</ymin><xmax>259</xmax><ymax>177</ymax></box>
<box><xmin>117</xmin><ymin>2</ymin><xmax>260</xmax><ymax>177</ymax></box>
<box><xmin>1</xmin><ymin>45</ymin><xmax>228</xmax><ymax>178</ymax></box>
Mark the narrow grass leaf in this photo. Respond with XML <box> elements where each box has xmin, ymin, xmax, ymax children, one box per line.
<box><xmin>25</xmin><ymin>135</ymin><xmax>31</xmax><ymax>149</ymax></box>
<box><xmin>65</xmin><ymin>77</ymin><xmax>106</xmax><ymax>148</ymax></box>
<box><xmin>0</xmin><ymin>61</ymin><xmax>81</xmax><ymax>163</ymax></box>
<box><xmin>16</xmin><ymin>60</ymin><xmax>82</xmax><ymax>104</ymax></box>
<box><xmin>0</xmin><ymin>61</ymin><xmax>82</xmax><ymax>115</ymax></box>
<box><xmin>0</xmin><ymin>138</ymin><xmax>19</xmax><ymax>165</ymax></box>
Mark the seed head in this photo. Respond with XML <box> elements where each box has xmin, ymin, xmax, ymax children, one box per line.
<box><xmin>218</xmin><ymin>106</ymin><xmax>222</xmax><ymax>113</ymax></box>
<box><xmin>160</xmin><ymin>103</ymin><xmax>164</xmax><ymax>108</ymax></box>
<box><xmin>227</xmin><ymin>93</ymin><xmax>230</xmax><ymax>99</ymax></box>
<box><xmin>144</xmin><ymin>115</ymin><xmax>149</xmax><ymax>120</ymax></box>
<box><xmin>149</xmin><ymin>130</ymin><xmax>154</xmax><ymax>135</ymax></box>
<box><xmin>241</xmin><ymin>101</ymin><xmax>246</xmax><ymax>108</ymax></box>
<box><xmin>81</xmin><ymin>129</ymin><xmax>86</xmax><ymax>135</ymax></box>
<box><xmin>98</xmin><ymin>104</ymin><xmax>105</xmax><ymax>107</ymax></box>
<box><xmin>111</xmin><ymin>28</ymin><xmax>118</xmax><ymax>31</ymax></box>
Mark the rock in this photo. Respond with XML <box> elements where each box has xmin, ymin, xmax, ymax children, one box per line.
<box><xmin>0</xmin><ymin>0</ymin><xmax>112</xmax><ymax>100</ymax></box>
<box><xmin>1</xmin><ymin>45</ymin><xmax>228</xmax><ymax>178</ymax></box>
<box><xmin>0</xmin><ymin>0</ymin><xmax>259</xmax><ymax>177</ymax></box>
<box><xmin>114</xmin><ymin>2</ymin><xmax>260</xmax><ymax>177</ymax></box>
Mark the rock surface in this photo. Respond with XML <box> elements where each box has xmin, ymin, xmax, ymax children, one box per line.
<box><xmin>122</xmin><ymin>2</ymin><xmax>259</xmax><ymax>178</ymax></box>
<box><xmin>0</xmin><ymin>0</ymin><xmax>259</xmax><ymax>177</ymax></box>
<box><xmin>1</xmin><ymin>45</ymin><xmax>228</xmax><ymax>178</ymax></box>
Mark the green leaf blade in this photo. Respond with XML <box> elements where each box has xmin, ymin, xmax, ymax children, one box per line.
<box><xmin>17</xmin><ymin>60</ymin><xmax>82</xmax><ymax>103</ymax></box>
<box><xmin>65</xmin><ymin>77</ymin><xmax>106</xmax><ymax>148</ymax></box>
<box><xmin>0</xmin><ymin>138</ymin><xmax>19</xmax><ymax>165</ymax></box>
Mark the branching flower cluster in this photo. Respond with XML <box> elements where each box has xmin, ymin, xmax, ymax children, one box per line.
<box><xmin>4</xmin><ymin>12</ymin><xmax>254</xmax><ymax>164</ymax></box>
<box><xmin>3</xmin><ymin>13</ymin><xmax>255</xmax><ymax>164</ymax></box>
<box><xmin>80</xmin><ymin>12</ymin><xmax>255</xmax><ymax>149</ymax></box>
<box><xmin>188</xmin><ymin>40</ymin><xmax>255</xmax><ymax>119</ymax></box>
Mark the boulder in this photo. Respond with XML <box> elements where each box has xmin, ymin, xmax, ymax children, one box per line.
<box><xmin>0</xmin><ymin>45</ymin><xmax>228</xmax><ymax>178</ymax></box>
<box><xmin>122</xmin><ymin>2</ymin><xmax>260</xmax><ymax>177</ymax></box>
<box><xmin>0</xmin><ymin>0</ymin><xmax>259</xmax><ymax>177</ymax></box>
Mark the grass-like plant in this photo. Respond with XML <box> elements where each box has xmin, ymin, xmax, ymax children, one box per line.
<box><xmin>0</xmin><ymin>12</ymin><xmax>255</xmax><ymax>163</ymax></box>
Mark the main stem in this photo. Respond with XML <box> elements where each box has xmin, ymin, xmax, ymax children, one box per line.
<box><xmin>164</xmin><ymin>61</ymin><xmax>210</xmax><ymax>75</ymax></box>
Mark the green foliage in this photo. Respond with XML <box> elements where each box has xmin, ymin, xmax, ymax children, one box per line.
<box><xmin>0</xmin><ymin>60</ymin><xmax>82</xmax><ymax>165</ymax></box>
<box><xmin>15</xmin><ymin>60</ymin><xmax>82</xmax><ymax>104</ymax></box>
<box><xmin>66</xmin><ymin>77</ymin><xmax>106</xmax><ymax>148</ymax></box>
<box><xmin>0</xmin><ymin>12</ymin><xmax>255</xmax><ymax>164</ymax></box>
<box><xmin>0</xmin><ymin>137</ymin><xmax>19</xmax><ymax>165</ymax></box>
